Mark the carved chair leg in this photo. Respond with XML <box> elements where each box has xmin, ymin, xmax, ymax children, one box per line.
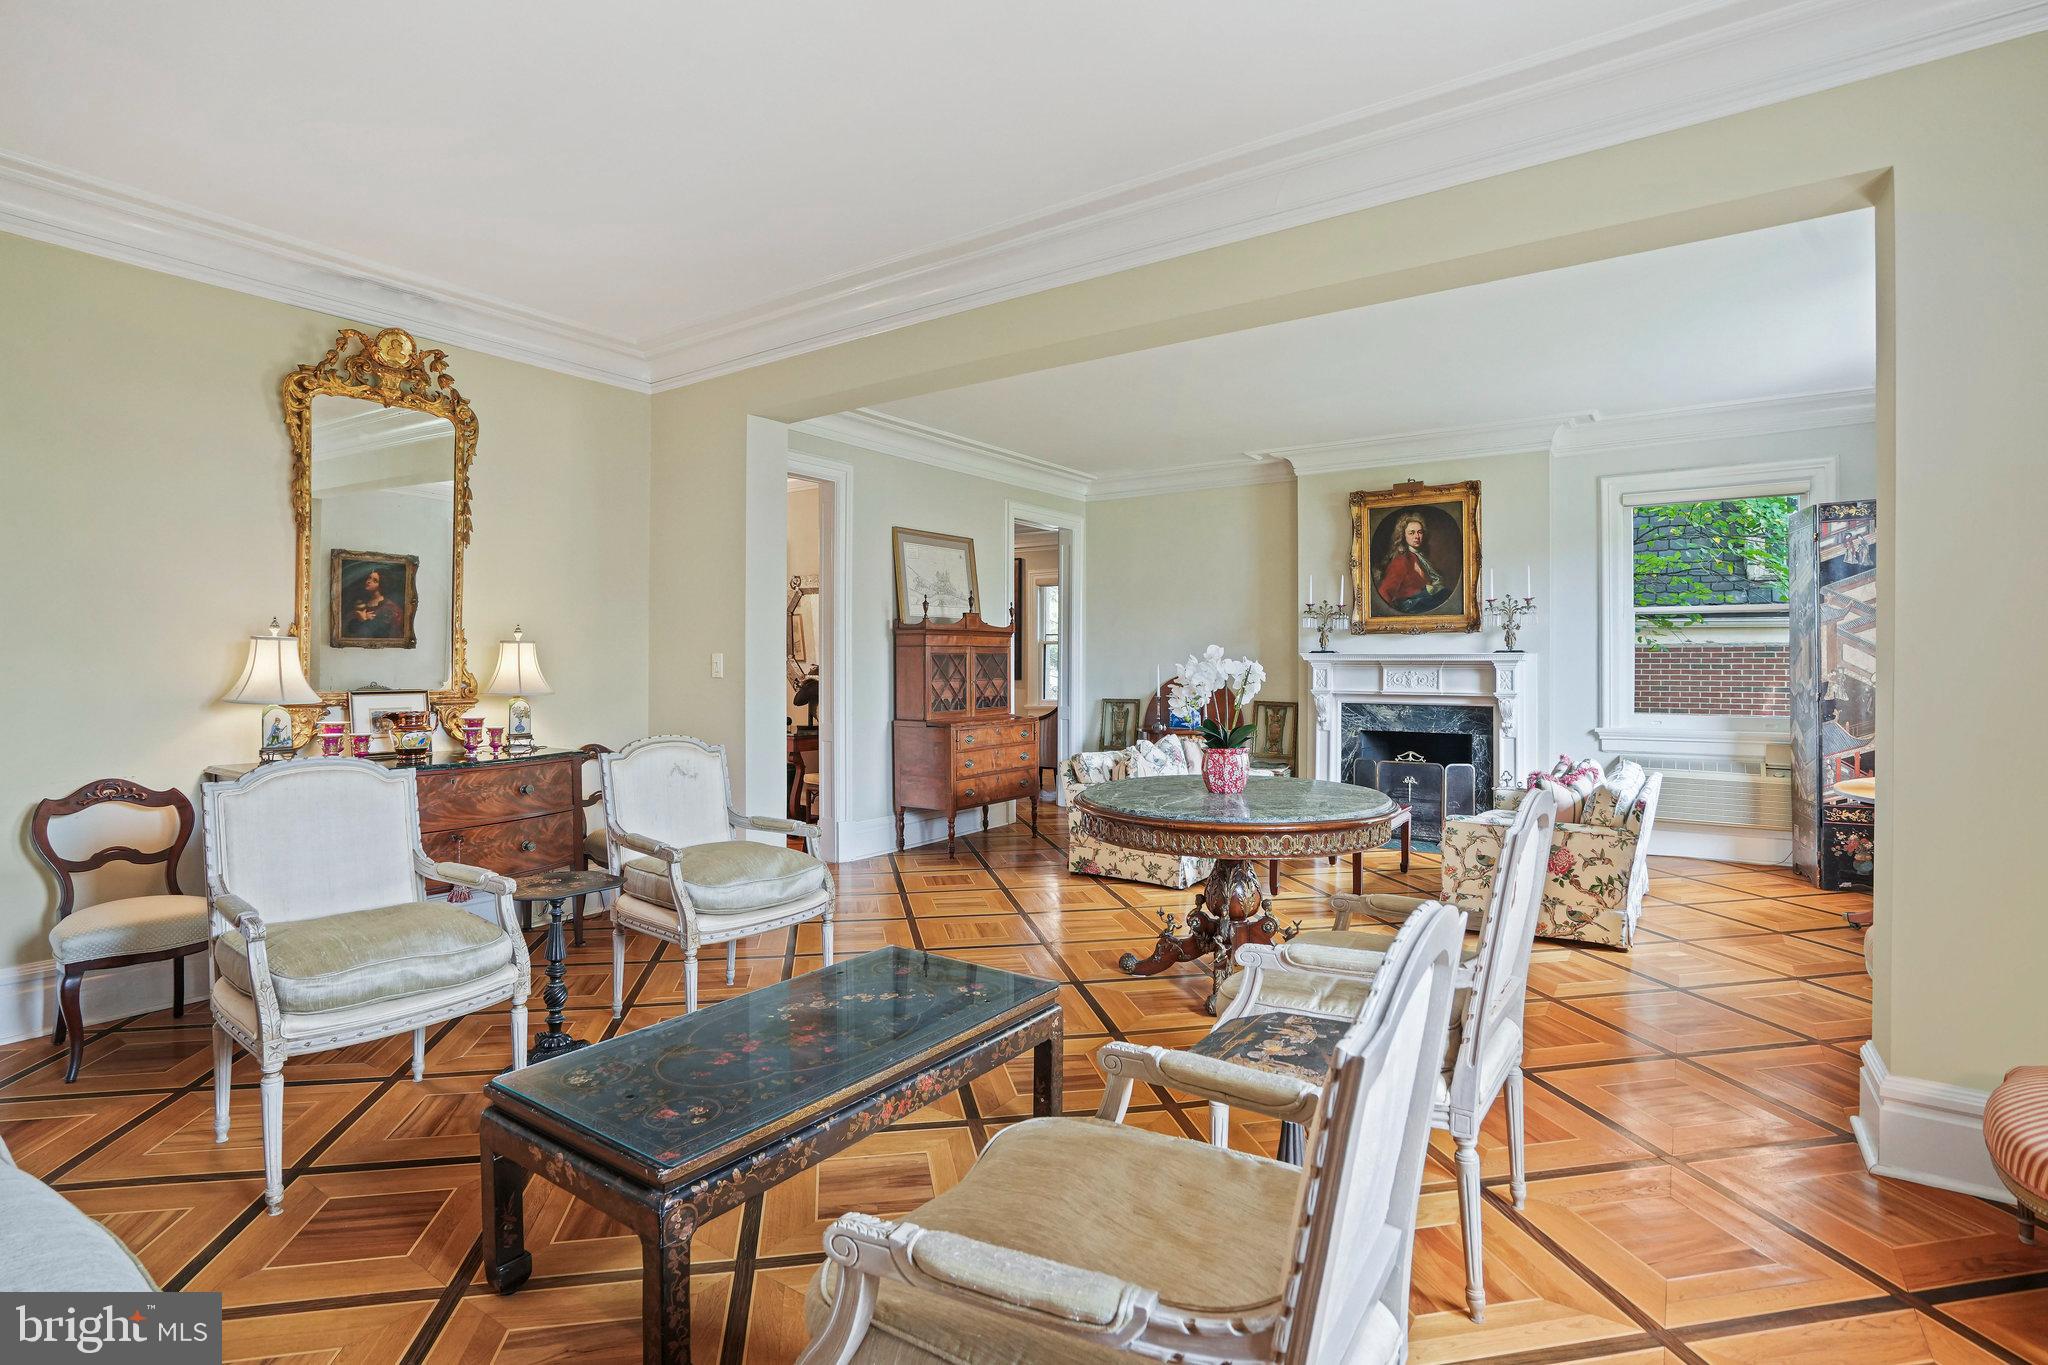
<box><xmin>172</xmin><ymin>956</ymin><xmax>185</xmax><ymax>1018</ymax></box>
<box><xmin>412</xmin><ymin>1026</ymin><xmax>427</xmax><ymax>1082</ymax></box>
<box><xmin>572</xmin><ymin>893</ymin><xmax>586</xmax><ymax>948</ymax></box>
<box><xmin>610</xmin><ymin>926</ymin><xmax>628</xmax><ymax>1020</ymax></box>
<box><xmin>212</xmin><ymin>1024</ymin><xmax>233</xmax><ymax>1142</ymax></box>
<box><xmin>509</xmin><ymin>1003</ymin><xmax>528</xmax><ymax>1070</ymax></box>
<box><xmin>821</xmin><ymin>908</ymin><xmax>835</xmax><ymax>966</ymax></box>
<box><xmin>1505</xmin><ymin>1069</ymin><xmax>1529</xmax><ymax>1209</ymax></box>
<box><xmin>2019</xmin><ymin>1202</ymin><xmax>2037</xmax><ymax>1245</ymax></box>
<box><xmin>1209</xmin><ymin>1102</ymin><xmax>1232</xmax><ymax>1150</ymax></box>
<box><xmin>725</xmin><ymin>940</ymin><xmax>737</xmax><ymax>986</ymax></box>
<box><xmin>684</xmin><ymin>952</ymin><xmax>699</xmax><ymax>1014</ymax></box>
<box><xmin>58</xmin><ymin>967</ymin><xmax>85</xmax><ymax>1084</ymax></box>
<box><xmin>259</xmin><ymin>1068</ymin><xmax>286</xmax><ymax>1214</ymax></box>
<box><xmin>1455</xmin><ymin>1136</ymin><xmax>1486</xmax><ymax>1321</ymax></box>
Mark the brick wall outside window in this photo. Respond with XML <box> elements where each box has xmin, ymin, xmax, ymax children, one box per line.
<box><xmin>1634</xmin><ymin>642</ymin><xmax>1788</xmax><ymax>716</ymax></box>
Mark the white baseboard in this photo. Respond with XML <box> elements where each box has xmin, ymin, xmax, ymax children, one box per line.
<box><xmin>1854</xmin><ymin>1042</ymin><xmax>2010</xmax><ymax>1203</ymax></box>
<box><xmin>0</xmin><ymin>953</ymin><xmax>211</xmax><ymax>1048</ymax></box>
<box><xmin>1649</xmin><ymin>820</ymin><xmax>1793</xmax><ymax>867</ymax></box>
<box><xmin>833</xmin><ymin>801</ymin><xmax>1029</xmax><ymax>864</ymax></box>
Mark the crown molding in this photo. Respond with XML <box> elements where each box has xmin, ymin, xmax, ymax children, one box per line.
<box><xmin>791</xmin><ymin>409</ymin><xmax>1094</xmax><ymax>503</ymax></box>
<box><xmin>1549</xmin><ymin>387</ymin><xmax>1876</xmax><ymax>455</ymax></box>
<box><xmin>5</xmin><ymin>2</ymin><xmax>2037</xmax><ymax>396</ymax></box>
<box><xmin>310</xmin><ymin>405</ymin><xmax>454</xmax><ymax>459</ymax></box>
<box><xmin>0</xmin><ymin>152</ymin><xmax>652</xmax><ymax>390</ymax></box>
<box><xmin>1260</xmin><ymin>415</ymin><xmax>1594</xmax><ymax>477</ymax></box>
<box><xmin>644</xmin><ymin>0</ymin><xmax>2048</xmax><ymax>389</ymax></box>
<box><xmin>1085</xmin><ymin>455</ymin><xmax>1295</xmax><ymax>502</ymax></box>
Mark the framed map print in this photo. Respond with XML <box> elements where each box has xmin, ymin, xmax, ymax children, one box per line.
<box><xmin>893</xmin><ymin>527</ymin><xmax>979</xmax><ymax>622</ymax></box>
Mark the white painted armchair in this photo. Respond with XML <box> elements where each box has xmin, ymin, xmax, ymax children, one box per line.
<box><xmin>202</xmin><ymin>759</ymin><xmax>530</xmax><ymax>1215</ymax></box>
<box><xmin>601</xmin><ymin>735</ymin><xmax>834</xmax><ymax>1014</ymax></box>
<box><xmin>1098</xmin><ymin>790</ymin><xmax>1556</xmax><ymax>1323</ymax></box>
<box><xmin>797</xmin><ymin>902</ymin><xmax>1467</xmax><ymax>1364</ymax></box>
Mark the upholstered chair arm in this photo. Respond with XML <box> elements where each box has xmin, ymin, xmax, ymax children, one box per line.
<box><xmin>798</xmin><ymin>1212</ymin><xmax>1158</xmax><ymax>1365</ymax></box>
<box><xmin>730</xmin><ymin>809</ymin><xmax>824</xmax><ymax>858</ymax></box>
<box><xmin>414</xmin><ymin>853</ymin><xmax>516</xmax><ymax>897</ymax></box>
<box><xmin>1095</xmin><ymin>1040</ymin><xmax>1322</xmax><ymax>1125</ymax></box>
<box><xmin>209</xmin><ymin>890</ymin><xmax>261</xmax><ymax>941</ymax></box>
<box><xmin>210</xmin><ymin>891</ymin><xmax>285</xmax><ymax>1030</ymax></box>
<box><xmin>612</xmin><ymin>828</ymin><xmax>682</xmax><ymax>863</ymax></box>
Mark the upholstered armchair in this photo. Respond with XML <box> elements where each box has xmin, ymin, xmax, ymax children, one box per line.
<box><xmin>601</xmin><ymin>735</ymin><xmax>834</xmax><ymax>1014</ymax></box>
<box><xmin>202</xmin><ymin>759</ymin><xmax>530</xmax><ymax>1215</ymax></box>
<box><xmin>1442</xmin><ymin>757</ymin><xmax>1662</xmax><ymax>948</ymax></box>
<box><xmin>1104</xmin><ymin>793</ymin><xmax>1555</xmax><ymax>1323</ymax></box>
<box><xmin>1060</xmin><ymin>736</ymin><xmax>1212</xmax><ymax>889</ymax></box>
<box><xmin>797</xmin><ymin>902</ymin><xmax>1467</xmax><ymax>1365</ymax></box>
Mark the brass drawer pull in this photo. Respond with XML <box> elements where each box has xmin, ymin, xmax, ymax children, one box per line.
<box><xmin>962</xmin><ymin>787</ymin><xmax>976</xmax><ymax>800</ymax></box>
<box><xmin>517</xmin><ymin>782</ymin><xmax>535</xmax><ymax>795</ymax></box>
<box><xmin>962</xmin><ymin>733</ymin><xmax>976</xmax><ymax>744</ymax></box>
<box><xmin>962</xmin><ymin>758</ymin><xmax>974</xmax><ymax>769</ymax></box>
<box><xmin>520</xmin><ymin>838</ymin><xmax>536</xmax><ymax>852</ymax></box>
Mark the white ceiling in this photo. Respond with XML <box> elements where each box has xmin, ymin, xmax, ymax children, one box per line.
<box><xmin>0</xmin><ymin>4</ymin><xmax>2026</xmax><ymax>388</ymax></box>
<box><xmin>869</xmin><ymin>210</ymin><xmax>1875</xmax><ymax>477</ymax></box>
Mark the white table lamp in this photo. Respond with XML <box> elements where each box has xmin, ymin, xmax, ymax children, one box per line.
<box><xmin>224</xmin><ymin>618</ymin><xmax>321</xmax><ymax>761</ymax></box>
<box><xmin>483</xmin><ymin>625</ymin><xmax>553</xmax><ymax>752</ymax></box>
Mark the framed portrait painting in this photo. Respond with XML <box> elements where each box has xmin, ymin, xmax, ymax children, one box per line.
<box><xmin>1250</xmin><ymin>700</ymin><xmax>1297</xmax><ymax>765</ymax></box>
<box><xmin>1098</xmin><ymin>697</ymin><xmax>1141</xmax><ymax>751</ymax></box>
<box><xmin>1349</xmin><ymin>480</ymin><xmax>1481</xmax><ymax>633</ymax></box>
<box><xmin>329</xmin><ymin>548</ymin><xmax>420</xmax><ymax>649</ymax></box>
<box><xmin>893</xmin><ymin>527</ymin><xmax>978</xmax><ymax>622</ymax></box>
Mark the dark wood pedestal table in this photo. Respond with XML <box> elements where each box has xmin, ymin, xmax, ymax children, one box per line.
<box><xmin>480</xmin><ymin>947</ymin><xmax>1062</xmax><ymax>1364</ymax></box>
<box><xmin>511</xmin><ymin>868</ymin><xmax>623</xmax><ymax>1061</ymax></box>
<box><xmin>1077</xmin><ymin>775</ymin><xmax>1400</xmax><ymax>1014</ymax></box>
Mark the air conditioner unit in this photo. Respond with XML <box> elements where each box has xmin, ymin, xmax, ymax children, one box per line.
<box><xmin>1625</xmin><ymin>754</ymin><xmax>1792</xmax><ymax>829</ymax></box>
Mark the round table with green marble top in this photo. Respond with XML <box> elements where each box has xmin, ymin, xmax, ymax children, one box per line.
<box><xmin>1073</xmin><ymin>776</ymin><xmax>1399</xmax><ymax>1012</ymax></box>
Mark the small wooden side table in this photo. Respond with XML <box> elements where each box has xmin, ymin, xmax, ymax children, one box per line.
<box><xmin>512</xmin><ymin>868</ymin><xmax>622</xmax><ymax>1061</ymax></box>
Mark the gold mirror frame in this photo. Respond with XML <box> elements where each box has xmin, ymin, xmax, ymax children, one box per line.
<box><xmin>282</xmin><ymin>327</ymin><xmax>477</xmax><ymax>746</ymax></box>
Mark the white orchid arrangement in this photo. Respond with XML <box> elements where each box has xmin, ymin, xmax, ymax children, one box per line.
<box><xmin>1168</xmin><ymin>645</ymin><xmax>1266</xmax><ymax>750</ymax></box>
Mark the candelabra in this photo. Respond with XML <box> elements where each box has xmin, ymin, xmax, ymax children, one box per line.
<box><xmin>1303</xmin><ymin>597</ymin><xmax>1346</xmax><ymax>653</ymax></box>
<box><xmin>1484</xmin><ymin>591</ymin><xmax>1537</xmax><ymax>652</ymax></box>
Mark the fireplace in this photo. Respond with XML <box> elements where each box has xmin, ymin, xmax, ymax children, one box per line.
<box><xmin>1342</xmin><ymin>703</ymin><xmax>1491</xmax><ymax>839</ymax></box>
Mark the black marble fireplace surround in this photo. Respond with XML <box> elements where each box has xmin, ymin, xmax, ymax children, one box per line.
<box><xmin>1340</xmin><ymin>703</ymin><xmax>1494</xmax><ymax>836</ymax></box>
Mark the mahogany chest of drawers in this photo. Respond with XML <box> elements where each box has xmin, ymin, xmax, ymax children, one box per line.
<box><xmin>205</xmin><ymin>747</ymin><xmax>583</xmax><ymax>889</ymax></box>
<box><xmin>892</xmin><ymin>612</ymin><xmax>1039</xmax><ymax>855</ymax></box>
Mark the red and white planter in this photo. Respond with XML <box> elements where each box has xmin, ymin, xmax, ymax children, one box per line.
<box><xmin>1202</xmin><ymin>746</ymin><xmax>1251</xmax><ymax>795</ymax></box>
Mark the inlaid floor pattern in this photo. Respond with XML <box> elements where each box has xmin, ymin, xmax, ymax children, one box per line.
<box><xmin>7</xmin><ymin>813</ymin><xmax>2043</xmax><ymax>1363</ymax></box>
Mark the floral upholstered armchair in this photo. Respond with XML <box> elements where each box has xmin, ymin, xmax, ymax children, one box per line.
<box><xmin>1440</xmin><ymin>756</ymin><xmax>1662</xmax><ymax>950</ymax></box>
<box><xmin>1060</xmin><ymin>736</ymin><xmax>1212</xmax><ymax>889</ymax></box>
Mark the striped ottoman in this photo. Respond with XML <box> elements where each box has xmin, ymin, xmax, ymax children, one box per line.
<box><xmin>1985</xmin><ymin>1065</ymin><xmax>2048</xmax><ymax>1243</ymax></box>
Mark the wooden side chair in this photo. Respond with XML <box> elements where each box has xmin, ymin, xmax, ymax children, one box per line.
<box><xmin>31</xmin><ymin>778</ymin><xmax>210</xmax><ymax>1083</ymax></box>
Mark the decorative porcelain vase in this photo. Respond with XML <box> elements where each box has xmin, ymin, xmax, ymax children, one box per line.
<box><xmin>1202</xmin><ymin>746</ymin><xmax>1250</xmax><ymax>795</ymax></box>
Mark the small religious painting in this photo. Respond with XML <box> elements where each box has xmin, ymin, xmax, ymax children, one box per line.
<box><xmin>1349</xmin><ymin>480</ymin><xmax>1481</xmax><ymax>633</ymax></box>
<box><xmin>892</xmin><ymin>527</ymin><xmax>979</xmax><ymax>622</ymax></box>
<box><xmin>328</xmin><ymin>549</ymin><xmax>420</xmax><ymax>649</ymax></box>
<box><xmin>1250</xmin><ymin>700</ymin><xmax>1297</xmax><ymax>765</ymax></box>
<box><xmin>1099</xmin><ymin>697</ymin><xmax>1141</xmax><ymax>751</ymax></box>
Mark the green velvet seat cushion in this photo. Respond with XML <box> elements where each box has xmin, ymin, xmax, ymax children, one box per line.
<box><xmin>0</xmin><ymin>1161</ymin><xmax>154</xmax><ymax>1291</ymax></box>
<box><xmin>214</xmin><ymin>902</ymin><xmax>513</xmax><ymax>1015</ymax></box>
<box><xmin>49</xmin><ymin>894</ymin><xmax>209</xmax><ymax>964</ymax></box>
<box><xmin>623</xmin><ymin>842</ymin><xmax>827</xmax><ymax>912</ymax></box>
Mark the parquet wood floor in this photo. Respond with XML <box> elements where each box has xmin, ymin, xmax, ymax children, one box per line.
<box><xmin>7</xmin><ymin>810</ymin><xmax>2041</xmax><ymax>1362</ymax></box>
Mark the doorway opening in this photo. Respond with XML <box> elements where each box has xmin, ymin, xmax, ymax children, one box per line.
<box><xmin>786</xmin><ymin>474</ymin><xmax>827</xmax><ymax>835</ymax></box>
<box><xmin>1013</xmin><ymin>517</ymin><xmax>1064</xmax><ymax>815</ymax></box>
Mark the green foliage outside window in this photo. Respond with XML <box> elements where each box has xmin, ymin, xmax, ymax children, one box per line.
<box><xmin>1632</xmin><ymin>495</ymin><xmax>1796</xmax><ymax>647</ymax></box>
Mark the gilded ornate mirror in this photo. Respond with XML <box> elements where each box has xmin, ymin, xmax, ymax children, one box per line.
<box><xmin>282</xmin><ymin>327</ymin><xmax>476</xmax><ymax>743</ymax></box>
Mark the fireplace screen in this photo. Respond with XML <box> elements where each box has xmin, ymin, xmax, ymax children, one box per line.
<box><xmin>1372</xmin><ymin>752</ymin><xmax>1476</xmax><ymax>842</ymax></box>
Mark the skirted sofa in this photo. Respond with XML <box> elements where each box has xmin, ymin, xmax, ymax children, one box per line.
<box><xmin>1441</xmin><ymin>756</ymin><xmax>1662</xmax><ymax>949</ymax></box>
<box><xmin>0</xmin><ymin>1135</ymin><xmax>153</xmax><ymax>1290</ymax></box>
<box><xmin>1060</xmin><ymin>735</ymin><xmax>1213</xmax><ymax>889</ymax></box>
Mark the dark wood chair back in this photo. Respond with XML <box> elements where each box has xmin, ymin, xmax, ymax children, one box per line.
<box><xmin>30</xmin><ymin>778</ymin><xmax>195</xmax><ymax>921</ymax></box>
<box><xmin>577</xmin><ymin>743</ymin><xmax>612</xmax><ymax>839</ymax></box>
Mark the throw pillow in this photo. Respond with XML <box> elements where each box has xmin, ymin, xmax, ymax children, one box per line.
<box><xmin>1584</xmin><ymin>758</ymin><xmax>1650</xmax><ymax>828</ymax></box>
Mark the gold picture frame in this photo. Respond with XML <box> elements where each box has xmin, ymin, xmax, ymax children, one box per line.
<box><xmin>328</xmin><ymin>548</ymin><xmax>421</xmax><ymax>649</ymax></box>
<box><xmin>1250</xmin><ymin>700</ymin><xmax>1297</xmax><ymax>765</ymax></box>
<box><xmin>283</xmin><ymin>327</ymin><xmax>477</xmax><ymax>745</ymax></box>
<box><xmin>892</xmin><ymin>527</ymin><xmax>979</xmax><ymax>622</ymax></box>
<box><xmin>1349</xmin><ymin>479</ymin><xmax>1482</xmax><ymax>634</ymax></box>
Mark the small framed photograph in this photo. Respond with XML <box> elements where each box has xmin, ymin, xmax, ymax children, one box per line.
<box><xmin>892</xmin><ymin>527</ymin><xmax>978</xmax><ymax>622</ymax></box>
<box><xmin>1250</xmin><ymin>700</ymin><xmax>1298</xmax><ymax>765</ymax></box>
<box><xmin>329</xmin><ymin>548</ymin><xmax>421</xmax><ymax>649</ymax></box>
<box><xmin>1098</xmin><ymin>697</ymin><xmax>1142</xmax><ymax>751</ymax></box>
<box><xmin>348</xmin><ymin>689</ymin><xmax>429</xmax><ymax>752</ymax></box>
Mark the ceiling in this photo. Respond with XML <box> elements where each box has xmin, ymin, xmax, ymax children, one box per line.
<box><xmin>0</xmin><ymin>4</ymin><xmax>2028</xmax><ymax>388</ymax></box>
<box><xmin>868</xmin><ymin>210</ymin><xmax>1875</xmax><ymax>480</ymax></box>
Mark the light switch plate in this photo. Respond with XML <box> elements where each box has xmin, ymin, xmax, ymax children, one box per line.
<box><xmin>711</xmin><ymin>652</ymin><xmax>725</xmax><ymax>678</ymax></box>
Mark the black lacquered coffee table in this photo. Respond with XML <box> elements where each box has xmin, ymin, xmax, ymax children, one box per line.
<box><xmin>479</xmin><ymin>946</ymin><xmax>1062</xmax><ymax>1364</ymax></box>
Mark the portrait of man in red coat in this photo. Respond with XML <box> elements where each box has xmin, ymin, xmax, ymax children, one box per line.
<box><xmin>1374</xmin><ymin>511</ymin><xmax>1449</xmax><ymax>613</ymax></box>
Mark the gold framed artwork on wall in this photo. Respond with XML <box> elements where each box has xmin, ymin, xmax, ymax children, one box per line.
<box><xmin>1349</xmin><ymin>479</ymin><xmax>1482</xmax><ymax>634</ymax></box>
<box><xmin>328</xmin><ymin>548</ymin><xmax>420</xmax><ymax>649</ymax></box>
<box><xmin>892</xmin><ymin>527</ymin><xmax>978</xmax><ymax>622</ymax></box>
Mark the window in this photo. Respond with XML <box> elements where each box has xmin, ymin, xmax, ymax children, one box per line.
<box><xmin>1598</xmin><ymin>459</ymin><xmax>1833</xmax><ymax>753</ymax></box>
<box><xmin>1036</xmin><ymin>580</ymin><xmax>1060</xmax><ymax>702</ymax></box>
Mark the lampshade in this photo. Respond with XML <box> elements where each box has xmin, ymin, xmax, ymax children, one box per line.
<box><xmin>483</xmin><ymin>625</ymin><xmax>553</xmax><ymax>697</ymax></box>
<box><xmin>224</xmin><ymin>619</ymin><xmax>321</xmax><ymax>706</ymax></box>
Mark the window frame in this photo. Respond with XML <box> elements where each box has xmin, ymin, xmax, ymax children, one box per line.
<box><xmin>1596</xmin><ymin>457</ymin><xmax>1835</xmax><ymax>756</ymax></box>
<box><xmin>1034</xmin><ymin>576</ymin><xmax>1060</xmax><ymax>703</ymax></box>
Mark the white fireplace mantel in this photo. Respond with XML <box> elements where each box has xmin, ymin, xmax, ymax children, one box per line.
<box><xmin>1301</xmin><ymin>650</ymin><xmax>1538</xmax><ymax>792</ymax></box>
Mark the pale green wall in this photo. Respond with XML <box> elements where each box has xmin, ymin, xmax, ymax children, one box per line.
<box><xmin>643</xmin><ymin>36</ymin><xmax>2048</xmax><ymax>1092</ymax></box>
<box><xmin>0</xmin><ymin>232</ymin><xmax>653</xmax><ymax>968</ymax></box>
